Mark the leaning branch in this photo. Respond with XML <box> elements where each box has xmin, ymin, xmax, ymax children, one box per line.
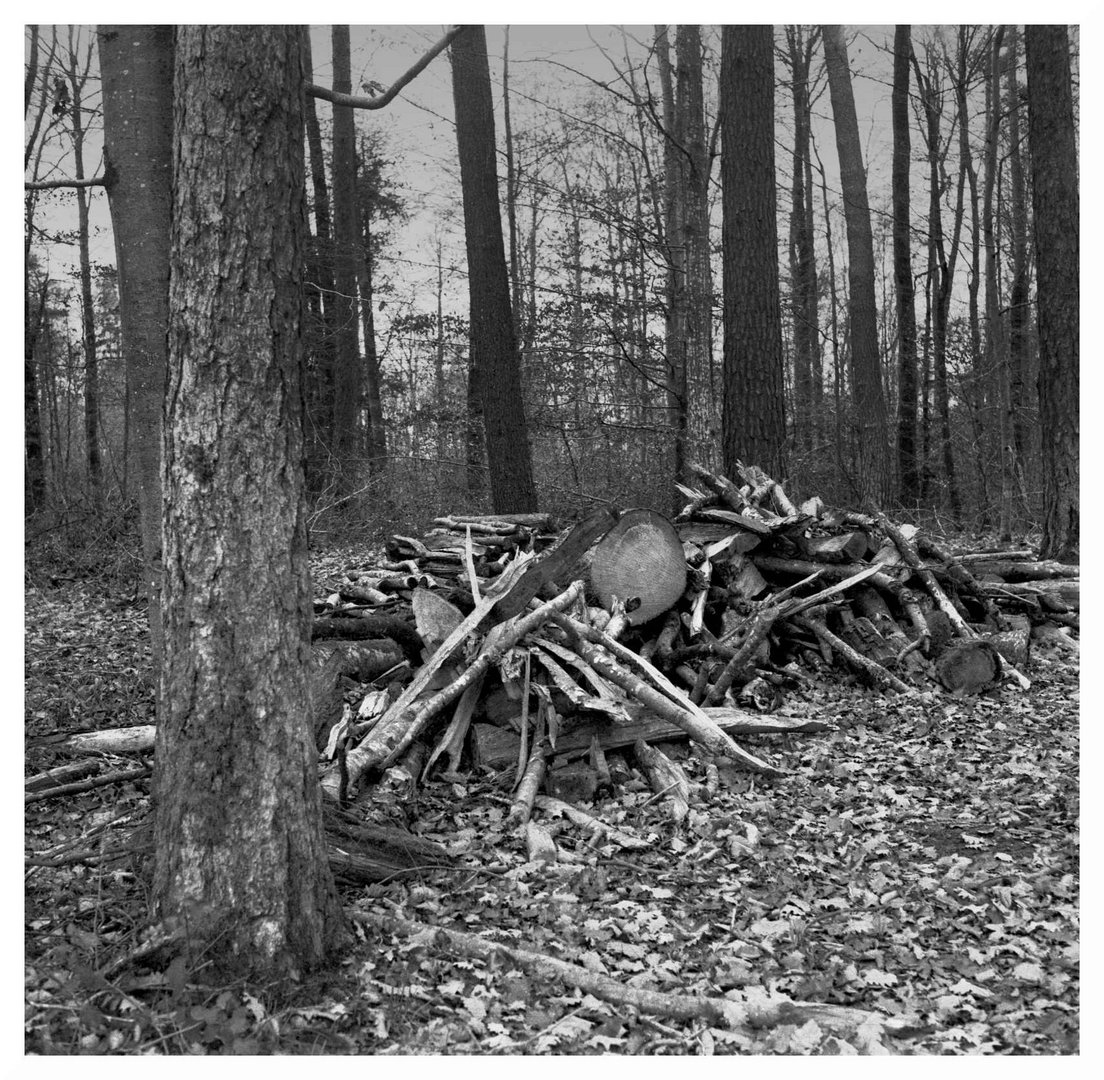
<box><xmin>307</xmin><ymin>26</ymin><xmax>462</xmax><ymax>110</ymax></box>
<box><xmin>25</xmin><ymin>176</ymin><xmax>105</xmax><ymax>190</ymax></box>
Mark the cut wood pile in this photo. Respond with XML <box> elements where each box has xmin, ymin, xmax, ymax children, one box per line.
<box><xmin>305</xmin><ymin>461</ymin><xmax>1078</xmax><ymax>828</ymax></box>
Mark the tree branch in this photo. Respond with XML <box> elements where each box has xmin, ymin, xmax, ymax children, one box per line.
<box><xmin>307</xmin><ymin>26</ymin><xmax>462</xmax><ymax>110</ymax></box>
<box><xmin>25</xmin><ymin>176</ymin><xmax>105</xmax><ymax>190</ymax></box>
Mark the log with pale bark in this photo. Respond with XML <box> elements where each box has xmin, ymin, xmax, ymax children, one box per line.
<box><xmin>352</xmin><ymin>909</ymin><xmax>922</xmax><ymax>1042</ymax></box>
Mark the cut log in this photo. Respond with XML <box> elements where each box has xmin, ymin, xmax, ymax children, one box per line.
<box><xmin>634</xmin><ymin>739</ymin><xmax>691</xmax><ymax>822</ymax></box>
<box><xmin>61</xmin><ymin>726</ymin><xmax>156</xmax><ymax>754</ymax></box>
<box><xmin>311</xmin><ymin>612</ymin><xmax>424</xmax><ymax>661</ymax></box>
<box><xmin>935</xmin><ymin>639</ymin><xmax>1003</xmax><ymax>695</ymax></box>
<box><xmin>589</xmin><ymin>508</ymin><xmax>688</xmax><ymax>626</ymax></box>
<box><xmin>470</xmin><ymin>707</ymin><xmax>831</xmax><ymax>770</ymax></box>
<box><xmin>494</xmin><ymin>505</ymin><xmax>618</xmax><ymax>619</ymax></box>
<box><xmin>955</xmin><ymin>558</ymin><xmax>1079</xmax><ymax>582</ymax></box>
<box><xmin>798</xmin><ymin>531</ymin><xmax>870</xmax><ymax>562</ymax></box>
<box><xmin>985</xmin><ymin>626</ymin><xmax>1031</xmax><ymax>670</ymax></box>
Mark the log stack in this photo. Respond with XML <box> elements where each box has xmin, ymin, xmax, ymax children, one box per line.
<box><xmin>306</xmin><ymin>462</ymin><xmax>1076</xmax><ymax>825</ymax></box>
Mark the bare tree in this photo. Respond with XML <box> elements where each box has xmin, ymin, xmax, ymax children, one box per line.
<box><xmin>822</xmin><ymin>25</ymin><xmax>891</xmax><ymax>504</ymax></box>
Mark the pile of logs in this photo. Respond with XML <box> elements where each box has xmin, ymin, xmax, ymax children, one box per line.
<box><xmin>308</xmin><ymin>461</ymin><xmax>1078</xmax><ymax>824</ymax></box>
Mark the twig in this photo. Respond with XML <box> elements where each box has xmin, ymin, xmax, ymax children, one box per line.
<box><xmin>24</xmin><ymin>765</ymin><xmax>151</xmax><ymax>803</ymax></box>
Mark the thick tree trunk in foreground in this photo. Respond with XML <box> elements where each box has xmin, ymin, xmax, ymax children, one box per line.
<box><xmin>1025</xmin><ymin>26</ymin><xmax>1079</xmax><ymax>563</ymax></box>
<box><xmin>450</xmin><ymin>25</ymin><xmax>537</xmax><ymax>513</ymax></box>
<box><xmin>98</xmin><ymin>24</ymin><xmax>173</xmax><ymax>677</ymax></box>
<box><xmin>157</xmin><ymin>25</ymin><xmax>346</xmax><ymax>977</ymax></box>
<box><xmin>822</xmin><ymin>25</ymin><xmax>891</xmax><ymax>505</ymax></box>
<box><xmin>720</xmin><ymin>25</ymin><xmax>787</xmax><ymax>480</ymax></box>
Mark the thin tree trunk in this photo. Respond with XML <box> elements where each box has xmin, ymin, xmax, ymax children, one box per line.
<box><xmin>983</xmin><ymin>27</ymin><xmax>1012</xmax><ymax>538</ymax></box>
<box><xmin>676</xmin><ymin>25</ymin><xmax>711</xmax><ymax>483</ymax></box>
<box><xmin>1005</xmin><ymin>26</ymin><xmax>1031</xmax><ymax>467</ymax></box>
<box><xmin>330</xmin><ymin>26</ymin><xmax>361</xmax><ymax>504</ymax></box>
<box><xmin>822</xmin><ymin>25</ymin><xmax>891</xmax><ymax>505</ymax></box>
<box><xmin>356</xmin><ymin>157</ymin><xmax>387</xmax><ymax>475</ymax></box>
<box><xmin>24</xmin><ymin>273</ymin><xmax>48</xmax><ymax>513</ymax></box>
<box><xmin>64</xmin><ymin>32</ymin><xmax>101</xmax><ymax>507</ymax></box>
<box><xmin>502</xmin><ymin>26</ymin><xmax>522</xmax><ymax>331</ymax></box>
<box><xmin>912</xmin><ymin>42</ymin><xmax>962</xmax><ymax>520</ymax></box>
<box><xmin>159</xmin><ymin>25</ymin><xmax>346</xmax><ymax>977</ymax></box>
<box><xmin>98</xmin><ymin>24</ymin><xmax>174</xmax><ymax>676</ymax></box>
<box><xmin>720</xmin><ymin>26</ymin><xmax>787</xmax><ymax>479</ymax></box>
<box><xmin>891</xmin><ymin>26</ymin><xmax>919</xmax><ymax>503</ymax></box>
<box><xmin>785</xmin><ymin>26</ymin><xmax>820</xmax><ymax>453</ymax></box>
<box><xmin>1025</xmin><ymin>25</ymin><xmax>1079</xmax><ymax>562</ymax></box>
<box><xmin>450</xmin><ymin>25</ymin><xmax>537</xmax><ymax>513</ymax></box>
<box><xmin>301</xmin><ymin>28</ymin><xmax>337</xmax><ymax>488</ymax></box>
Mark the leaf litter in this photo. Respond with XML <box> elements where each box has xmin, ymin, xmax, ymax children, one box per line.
<box><xmin>24</xmin><ymin>548</ymin><xmax>1078</xmax><ymax>1054</ymax></box>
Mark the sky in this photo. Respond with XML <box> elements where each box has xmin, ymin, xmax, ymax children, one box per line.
<box><xmin>24</xmin><ymin>21</ymin><xmax>901</xmax><ymax>321</ymax></box>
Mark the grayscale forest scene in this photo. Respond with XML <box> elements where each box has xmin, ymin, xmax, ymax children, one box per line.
<box><xmin>24</xmin><ymin>24</ymin><xmax>1078</xmax><ymax>1055</ymax></box>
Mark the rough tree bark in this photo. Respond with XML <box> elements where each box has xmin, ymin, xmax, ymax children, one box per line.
<box><xmin>784</xmin><ymin>25</ymin><xmax>821</xmax><ymax>452</ymax></box>
<box><xmin>891</xmin><ymin>25</ymin><xmax>919</xmax><ymax>504</ymax></box>
<box><xmin>301</xmin><ymin>27</ymin><xmax>337</xmax><ymax>489</ymax></box>
<box><xmin>450</xmin><ymin>25</ymin><xmax>537</xmax><ymax>513</ymax></box>
<box><xmin>720</xmin><ymin>25</ymin><xmax>787</xmax><ymax>480</ymax></box>
<box><xmin>330</xmin><ymin>26</ymin><xmax>362</xmax><ymax>503</ymax></box>
<box><xmin>98</xmin><ymin>24</ymin><xmax>173</xmax><ymax>676</ymax></box>
<box><xmin>157</xmin><ymin>25</ymin><xmax>346</xmax><ymax>977</ymax></box>
<box><xmin>822</xmin><ymin>25</ymin><xmax>891</xmax><ymax>505</ymax></box>
<box><xmin>1025</xmin><ymin>25</ymin><xmax>1079</xmax><ymax>562</ymax></box>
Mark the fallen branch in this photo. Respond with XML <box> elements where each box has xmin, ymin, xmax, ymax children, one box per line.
<box><xmin>25</xmin><ymin>765</ymin><xmax>151</xmax><ymax>804</ymax></box>
<box><xmin>352</xmin><ymin>909</ymin><xmax>919</xmax><ymax>1042</ymax></box>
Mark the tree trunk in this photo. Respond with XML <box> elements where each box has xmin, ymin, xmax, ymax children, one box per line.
<box><xmin>330</xmin><ymin>26</ymin><xmax>361</xmax><ymax>504</ymax></box>
<box><xmin>720</xmin><ymin>26</ymin><xmax>787</xmax><ymax>480</ymax></box>
<box><xmin>1025</xmin><ymin>25</ymin><xmax>1079</xmax><ymax>562</ymax></box>
<box><xmin>656</xmin><ymin>26</ymin><xmax>682</xmax><ymax>488</ymax></box>
<box><xmin>64</xmin><ymin>33</ymin><xmax>101</xmax><ymax>507</ymax></box>
<box><xmin>450</xmin><ymin>25</ymin><xmax>537</xmax><ymax>513</ymax></box>
<box><xmin>25</xmin><ymin>273</ymin><xmax>48</xmax><ymax>514</ymax></box>
<box><xmin>676</xmin><ymin>26</ymin><xmax>711</xmax><ymax>487</ymax></box>
<box><xmin>912</xmin><ymin>41</ymin><xmax>962</xmax><ymax>520</ymax></box>
<box><xmin>301</xmin><ymin>28</ymin><xmax>337</xmax><ymax>490</ymax></box>
<box><xmin>785</xmin><ymin>26</ymin><xmax>821</xmax><ymax>452</ymax></box>
<box><xmin>983</xmin><ymin>27</ymin><xmax>1013</xmax><ymax>538</ymax></box>
<box><xmin>1005</xmin><ymin>27</ymin><xmax>1031</xmax><ymax>469</ymax></box>
<box><xmin>356</xmin><ymin>156</ymin><xmax>387</xmax><ymax>475</ymax></box>
<box><xmin>891</xmin><ymin>26</ymin><xmax>919</xmax><ymax>503</ymax></box>
<box><xmin>158</xmin><ymin>25</ymin><xmax>346</xmax><ymax>977</ymax></box>
<box><xmin>98</xmin><ymin>25</ymin><xmax>173</xmax><ymax>678</ymax></box>
<box><xmin>502</xmin><ymin>26</ymin><xmax>522</xmax><ymax>331</ymax></box>
<box><xmin>822</xmin><ymin>25</ymin><xmax>891</xmax><ymax>505</ymax></box>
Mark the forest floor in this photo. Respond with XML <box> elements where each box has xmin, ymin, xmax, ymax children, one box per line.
<box><xmin>24</xmin><ymin>544</ymin><xmax>1080</xmax><ymax>1056</ymax></box>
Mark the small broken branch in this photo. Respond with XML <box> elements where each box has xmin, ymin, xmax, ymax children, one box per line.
<box><xmin>306</xmin><ymin>26</ymin><xmax>463</xmax><ymax>109</ymax></box>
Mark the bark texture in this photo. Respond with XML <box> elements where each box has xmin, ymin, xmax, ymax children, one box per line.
<box><xmin>720</xmin><ymin>25</ymin><xmax>787</xmax><ymax>480</ymax></box>
<box><xmin>98</xmin><ymin>24</ymin><xmax>174</xmax><ymax>675</ymax></box>
<box><xmin>891</xmin><ymin>26</ymin><xmax>918</xmax><ymax>503</ymax></box>
<box><xmin>822</xmin><ymin>25</ymin><xmax>891</xmax><ymax>504</ymax></box>
<box><xmin>157</xmin><ymin>25</ymin><xmax>346</xmax><ymax>977</ymax></box>
<box><xmin>450</xmin><ymin>25</ymin><xmax>537</xmax><ymax>513</ymax></box>
<box><xmin>1025</xmin><ymin>26</ymin><xmax>1079</xmax><ymax>562</ymax></box>
<box><xmin>330</xmin><ymin>26</ymin><xmax>361</xmax><ymax>501</ymax></box>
